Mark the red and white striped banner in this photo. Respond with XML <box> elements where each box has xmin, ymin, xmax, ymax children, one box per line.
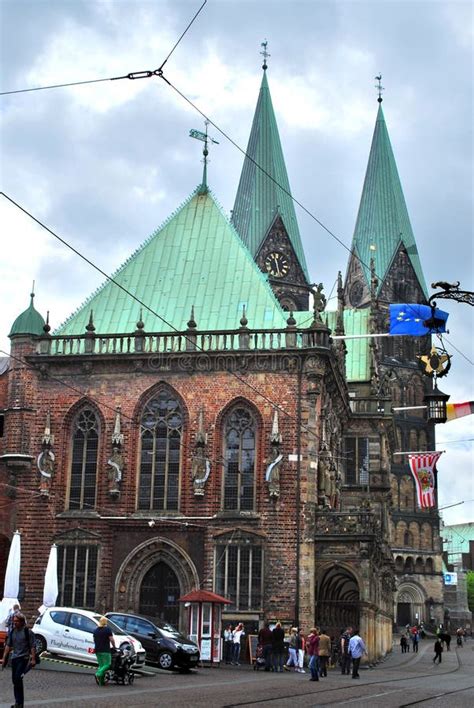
<box><xmin>408</xmin><ymin>452</ymin><xmax>443</xmax><ymax>508</ymax></box>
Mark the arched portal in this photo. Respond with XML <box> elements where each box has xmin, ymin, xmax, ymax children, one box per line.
<box><xmin>113</xmin><ymin>537</ymin><xmax>199</xmax><ymax>632</ymax></box>
<box><xmin>139</xmin><ymin>561</ymin><xmax>180</xmax><ymax>626</ymax></box>
<box><xmin>316</xmin><ymin>566</ymin><xmax>360</xmax><ymax>635</ymax></box>
<box><xmin>396</xmin><ymin>583</ymin><xmax>426</xmax><ymax>627</ymax></box>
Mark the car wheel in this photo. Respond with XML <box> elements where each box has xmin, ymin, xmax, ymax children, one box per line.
<box><xmin>128</xmin><ymin>672</ymin><xmax>135</xmax><ymax>685</ymax></box>
<box><xmin>157</xmin><ymin>651</ymin><xmax>174</xmax><ymax>670</ymax></box>
<box><xmin>35</xmin><ymin>635</ymin><xmax>47</xmax><ymax>654</ymax></box>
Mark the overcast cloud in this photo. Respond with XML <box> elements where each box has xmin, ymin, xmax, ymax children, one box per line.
<box><xmin>0</xmin><ymin>0</ymin><xmax>472</xmax><ymax>526</ymax></box>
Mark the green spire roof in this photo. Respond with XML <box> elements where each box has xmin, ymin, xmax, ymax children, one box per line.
<box><xmin>9</xmin><ymin>293</ymin><xmax>45</xmax><ymax>337</ymax></box>
<box><xmin>55</xmin><ymin>186</ymin><xmax>288</xmax><ymax>335</ymax></box>
<box><xmin>231</xmin><ymin>70</ymin><xmax>309</xmax><ymax>280</ymax></box>
<box><xmin>351</xmin><ymin>104</ymin><xmax>428</xmax><ymax>297</ymax></box>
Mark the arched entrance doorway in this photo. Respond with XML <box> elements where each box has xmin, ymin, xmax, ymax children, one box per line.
<box><xmin>396</xmin><ymin>584</ymin><xmax>426</xmax><ymax>627</ymax></box>
<box><xmin>317</xmin><ymin>566</ymin><xmax>360</xmax><ymax>635</ymax></box>
<box><xmin>139</xmin><ymin>561</ymin><xmax>180</xmax><ymax>626</ymax></box>
<box><xmin>114</xmin><ymin>537</ymin><xmax>199</xmax><ymax>633</ymax></box>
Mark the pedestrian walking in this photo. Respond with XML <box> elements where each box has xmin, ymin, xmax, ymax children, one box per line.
<box><xmin>284</xmin><ymin>627</ymin><xmax>298</xmax><ymax>671</ymax></box>
<box><xmin>433</xmin><ymin>638</ymin><xmax>443</xmax><ymax>664</ymax></box>
<box><xmin>348</xmin><ymin>628</ymin><xmax>366</xmax><ymax>679</ymax></box>
<box><xmin>1</xmin><ymin>612</ymin><xmax>36</xmax><ymax>708</ymax></box>
<box><xmin>340</xmin><ymin>627</ymin><xmax>352</xmax><ymax>674</ymax></box>
<box><xmin>232</xmin><ymin>622</ymin><xmax>245</xmax><ymax>665</ymax></box>
<box><xmin>318</xmin><ymin>629</ymin><xmax>331</xmax><ymax>677</ymax></box>
<box><xmin>271</xmin><ymin>621</ymin><xmax>285</xmax><ymax>672</ymax></box>
<box><xmin>307</xmin><ymin>627</ymin><xmax>320</xmax><ymax>681</ymax></box>
<box><xmin>400</xmin><ymin>635</ymin><xmax>407</xmax><ymax>653</ymax></box>
<box><xmin>5</xmin><ymin>604</ymin><xmax>21</xmax><ymax>633</ymax></box>
<box><xmin>297</xmin><ymin>630</ymin><xmax>306</xmax><ymax>673</ymax></box>
<box><xmin>223</xmin><ymin>624</ymin><xmax>234</xmax><ymax>664</ymax></box>
<box><xmin>93</xmin><ymin>616</ymin><xmax>116</xmax><ymax>686</ymax></box>
<box><xmin>411</xmin><ymin>629</ymin><xmax>419</xmax><ymax>653</ymax></box>
<box><xmin>258</xmin><ymin>622</ymin><xmax>273</xmax><ymax>671</ymax></box>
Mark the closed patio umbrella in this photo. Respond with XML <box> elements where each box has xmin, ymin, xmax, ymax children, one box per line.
<box><xmin>39</xmin><ymin>544</ymin><xmax>58</xmax><ymax>614</ymax></box>
<box><xmin>0</xmin><ymin>530</ymin><xmax>21</xmax><ymax>627</ymax></box>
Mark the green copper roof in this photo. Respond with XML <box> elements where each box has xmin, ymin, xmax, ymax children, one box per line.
<box><xmin>9</xmin><ymin>293</ymin><xmax>45</xmax><ymax>337</ymax></box>
<box><xmin>56</xmin><ymin>186</ymin><xmax>288</xmax><ymax>336</ymax></box>
<box><xmin>351</xmin><ymin>105</ymin><xmax>428</xmax><ymax>297</ymax></box>
<box><xmin>231</xmin><ymin>70</ymin><xmax>309</xmax><ymax>280</ymax></box>
<box><xmin>326</xmin><ymin>309</ymin><xmax>370</xmax><ymax>382</ymax></box>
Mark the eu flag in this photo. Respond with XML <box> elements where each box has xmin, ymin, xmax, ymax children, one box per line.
<box><xmin>389</xmin><ymin>304</ymin><xmax>449</xmax><ymax>336</ymax></box>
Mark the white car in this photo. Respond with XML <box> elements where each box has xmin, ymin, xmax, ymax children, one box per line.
<box><xmin>33</xmin><ymin>607</ymin><xmax>146</xmax><ymax>666</ymax></box>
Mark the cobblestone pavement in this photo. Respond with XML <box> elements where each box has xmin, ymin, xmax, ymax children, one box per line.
<box><xmin>1</xmin><ymin>639</ymin><xmax>473</xmax><ymax>708</ymax></box>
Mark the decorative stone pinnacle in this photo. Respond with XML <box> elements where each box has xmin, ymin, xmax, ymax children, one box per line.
<box><xmin>86</xmin><ymin>310</ymin><xmax>95</xmax><ymax>333</ymax></box>
<box><xmin>42</xmin><ymin>411</ymin><xmax>54</xmax><ymax>447</ymax></box>
<box><xmin>187</xmin><ymin>305</ymin><xmax>197</xmax><ymax>330</ymax></box>
<box><xmin>135</xmin><ymin>308</ymin><xmax>145</xmax><ymax>331</ymax></box>
<box><xmin>240</xmin><ymin>304</ymin><xmax>248</xmax><ymax>328</ymax></box>
<box><xmin>43</xmin><ymin>310</ymin><xmax>51</xmax><ymax>335</ymax></box>
<box><xmin>196</xmin><ymin>406</ymin><xmax>206</xmax><ymax>446</ymax></box>
<box><xmin>286</xmin><ymin>310</ymin><xmax>296</xmax><ymax>327</ymax></box>
<box><xmin>270</xmin><ymin>410</ymin><xmax>282</xmax><ymax>445</ymax></box>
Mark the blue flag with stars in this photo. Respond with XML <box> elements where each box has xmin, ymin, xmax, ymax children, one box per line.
<box><xmin>389</xmin><ymin>304</ymin><xmax>449</xmax><ymax>336</ymax></box>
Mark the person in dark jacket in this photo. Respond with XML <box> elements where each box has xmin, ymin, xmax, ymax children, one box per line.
<box><xmin>271</xmin><ymin>622</ymin><xmax>285</xmax><ymax>672</ymax></box>
<box><xmin>93</xmin><ymin>616</ymin><xmax>116</xmax><ymax>685</ymax></box>
<box><xmin>2</xmin><ymin>612</ymin><xmax>36</xmax><ymax>708</ymax></box>
<box><xmin>258</xmin><ymin>622</ymin><xmax>273</xmax><ymax>671</ymax></box>
<box><xmin>340</xmin><ymin>627</ymin><xmax>352</xmax><ymax>674</ymax></box>
<box><xmin>433</xmin><ymin>638</ymin><xmax>443</xmax><ymax>664</ymax></box>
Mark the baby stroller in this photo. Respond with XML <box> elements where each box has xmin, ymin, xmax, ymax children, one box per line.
<box><xmin>253</xmin><ymin>643</ymin><xmax>266</xmax><ymax>671</ymax></box>
<box><xmin>105</xmin><ymin>645</ymin><xmax>136</xmax><ymax>685</ymax></box>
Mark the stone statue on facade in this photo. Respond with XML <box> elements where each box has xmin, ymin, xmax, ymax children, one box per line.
<box><xmin>37</xmin><ymin>412</ymin><xmax>55</xmax><ymax>497</ymax></box>
<box><xmin>191</xmin><ymin>407</ymin><xmax>210</xmax><ymax>496</ymax></box>
<box><xmin>107</xmin><ymin>407</ymin><xmax>124</xmax><ymax>498</ymax></box>
<box><xmin>265</xmin><ymin>411</ymin><xmax>283</xmax><ymax>499</ymax></box>
<box><xmin>317</xmin><ymin>443</ymin><xmax>332</xmax><ymax>508</ymax></box>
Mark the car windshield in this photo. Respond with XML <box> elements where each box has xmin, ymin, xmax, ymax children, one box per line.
<box><xmin>154</xmin><ymin>620</ymin><xmax>182</xmax><ymax>639</ymax></box>
<box><xmin>93</xmin><ymin>614</ymin><xmax>127</xmax><ymax>636</ymax></box>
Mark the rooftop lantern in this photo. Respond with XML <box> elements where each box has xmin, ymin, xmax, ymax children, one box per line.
<box><xmin>424</xmin><ymin>383</ymin><xmax>450</xmax><ymax>424</ymax></box>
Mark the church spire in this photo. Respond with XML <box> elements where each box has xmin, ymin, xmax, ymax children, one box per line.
<box><xmin>345</xmin><ymin>97</ymin><xmax>428</xmax><ymax>302</ymax></box>
<box><xmin>231</xmin><ymin>46</ymin><xmax>309</xmax><ymax>282</ymax></box>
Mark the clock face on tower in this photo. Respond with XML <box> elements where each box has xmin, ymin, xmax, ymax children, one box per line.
<box><xmin>265</xmin><ymin>251</ymin><xmax>289</xmax><ymax>278</ymax></box>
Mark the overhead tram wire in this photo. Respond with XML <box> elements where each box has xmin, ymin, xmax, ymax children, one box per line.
<box><xmin>3</xmin><ymin>59</ymin><xmax>469</xmax><ymax>361</ymax></box>
<box><xmin>0</xmin><ymin>0</ymin><xmax>207</xmax><ymax>96</ymax></box>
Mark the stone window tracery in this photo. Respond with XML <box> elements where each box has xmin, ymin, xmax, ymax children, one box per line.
<box><xmin>222</xmin><ymin>406</ymin><xmax>256</xmax><ymax>511</ymax></box>
<box><xmin>214</xmin><ymin>533</ymin><xmax>263</xmax><ymax>611</ymax></box>
<box><xmin>69</xmin><ymin>408</ymin><xmax>99</xmax><ymax>510</ymax></box>
<box><xmin>57</xmin><ymin>544</ymin><xmax>98</xmax><ymax>608</ymax></box>
<box><xmin>138</xmin><ymin>389</ymin><xmax>183</xmax><ymax>511</ymax></box>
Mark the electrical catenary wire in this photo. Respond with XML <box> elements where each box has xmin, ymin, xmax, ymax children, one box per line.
<box><xmin>0</xmin><ymin>0</ymin><xmax>207</xmax><ymax>96</ymax></box>
<box><xmin>0</xmin><ymin>192</ymin><xmax>345</xmax><ymax>459</ymax></box>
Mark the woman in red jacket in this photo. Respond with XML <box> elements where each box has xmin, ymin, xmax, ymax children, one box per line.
<box><xmin>306</xmin><ymin>627</ymin><xmax>320</xmax><ymax>681</ymax></box>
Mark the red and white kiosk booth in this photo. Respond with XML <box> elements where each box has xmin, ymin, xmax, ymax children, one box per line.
<box><xmin>179</xmin><ymin>590</ymin><xmax>230</xmax><ymax>665</ymax></box>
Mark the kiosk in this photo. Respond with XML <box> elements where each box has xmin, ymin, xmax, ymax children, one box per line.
<box><xmin>179</xmin><ymin>590</ymin><xmax>231</xmax><ymax>665</ymax></box>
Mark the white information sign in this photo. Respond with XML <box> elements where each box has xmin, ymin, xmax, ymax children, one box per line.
<box><xmin>444</xmin><ymin>572</ymin><xmax>458</xmax><ymax>586</ymax></box>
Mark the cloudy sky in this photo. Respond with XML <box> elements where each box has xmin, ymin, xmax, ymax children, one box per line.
<box><xmin>1</xmin><ymin>0</ymin><xmax>472</xmax><ymax>526</ymax></box>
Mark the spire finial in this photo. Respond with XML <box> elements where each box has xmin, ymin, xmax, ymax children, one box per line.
<box><xmin>187</xmin><ymin>305</ymin><xmax>197</xmax><ymax>330</ymax></box>
<box><xmin>260</xmin><ymin>40</ymin><xmax>270</xmax><ymax>70</ymax></box>
<box><xmin>190</xmin><ymin>121</ymin><xmax>219</xmax><ymax>194</ymax></box>
<box><xmin>86</xmin><ymin>310</ymin><xmax>95</xmax><ymax>333</ymax></box>
<box><xmin>30</xmin><ymin>280</ymin><xmax>35</xmax><ymax>304</ymax></box>
<box><xmin>375</xmin><ymin>74</ymin><xmax>384</xmax><ymax>103</ymax></box>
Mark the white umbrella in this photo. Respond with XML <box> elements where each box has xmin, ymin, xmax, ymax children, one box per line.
<box><xmin>38</xmin><ymin>544</ymin><xmax>58</xmax><ymax>614</ymax></box>
<box><xmin>0</xmin><ymin>530</ymin><xmax>21</xmax><ymax>627</ymax></box>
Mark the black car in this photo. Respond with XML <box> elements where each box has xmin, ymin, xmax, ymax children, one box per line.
<box><xmin>105</xmin><ymin>612</ymin><xmax>200</xmax><ymax>670</ymax></box>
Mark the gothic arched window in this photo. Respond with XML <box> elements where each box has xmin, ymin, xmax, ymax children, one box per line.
<box><xmin>138</xmin><ymin>389</ymin><xmax>183</xmax><ymax>511</ymax></box>
<box><xmin>69</xmin><ymin>408</ymin><xmax>99</xmax><ymax>510</ymax></box>
<box><xmin>222</xmin><ymin>406</ymin><xmax>256</xmax><ymax>511</ymax></box>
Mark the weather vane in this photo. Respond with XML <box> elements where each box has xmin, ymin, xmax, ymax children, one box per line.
<box><xmin>189</xmin><ymin>120</ymin><xmax>219</xmax><ymax>191</ymax></box>
<box><xmin>261</xmin><ymin>40</ymin><xmax>270</xmax><ymax>70</ymax></box>
<box><xmin>375</xmin><ymin>74</ymin><xmax>384</xmax><ymax>103</ymax></box>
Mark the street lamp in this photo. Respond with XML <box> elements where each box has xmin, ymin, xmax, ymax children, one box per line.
<box><xmin>424</xmin><ymin>384</ymin><xmax>450</xmax><ymax>424</ymax></box>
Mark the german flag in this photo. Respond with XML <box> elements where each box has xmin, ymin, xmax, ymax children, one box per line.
<box><xmin>446</xmin><ymin>401</ymin><xmax>474</xmax><ymax>422</ymax></box>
